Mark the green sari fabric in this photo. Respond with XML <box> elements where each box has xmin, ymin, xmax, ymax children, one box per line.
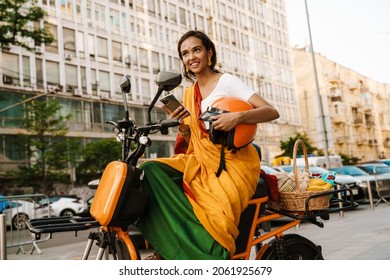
<box><xmin>136</xmin><ymin>161</ymin><xmax>229</xmax><ymax>260</ymax></box>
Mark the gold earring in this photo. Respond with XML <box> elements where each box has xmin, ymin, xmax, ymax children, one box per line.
<box><xmin>208</xmin><ymin>59</ymin><xmax>212</xmax><ymax>66</ymax></box>
<box><xmin>185</xmin><ymin>66</ymin><xmax>189</xmax><ymax>72</ymax></box>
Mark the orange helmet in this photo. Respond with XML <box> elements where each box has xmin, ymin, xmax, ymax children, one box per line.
<box><xmin>208</xmin><ymin>97</ymin><xmax>257</xmax><ymax>150</ymax></box>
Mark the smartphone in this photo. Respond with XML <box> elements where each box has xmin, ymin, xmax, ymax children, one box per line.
<box><xmin>160</xmin><ymin>94</ymin><xmax>190</xmax><ymax>115</ymax></box>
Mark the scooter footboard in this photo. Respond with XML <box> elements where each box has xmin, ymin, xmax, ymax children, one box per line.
<box><xmin>26</xmin><ymin>216</ymin><xmax>100</xmax><ymax>240</ymax></box>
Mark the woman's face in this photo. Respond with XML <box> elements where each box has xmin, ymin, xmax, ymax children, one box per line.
<box><xmin>180</xmin><ymin>36</ymin><xmax>212</xmax><ymax>75</ymax></box>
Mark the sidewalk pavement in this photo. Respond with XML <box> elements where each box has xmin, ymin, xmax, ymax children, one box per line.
<box><xmin>4</xmin><ymin>203</ymin><xmax>390</xmax><ymax>260</ymax></box>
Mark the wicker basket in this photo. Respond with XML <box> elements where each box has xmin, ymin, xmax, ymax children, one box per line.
<box><xmin>277</xmin><ymin>139</ymin><xmax>330</xmax><ymax>211</ymax></box>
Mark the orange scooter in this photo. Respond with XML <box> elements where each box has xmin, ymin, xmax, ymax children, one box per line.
<box><xmin>27</xmin><ymin>71</ymin><xmax>356</xmax><ymax>260</ymax></box>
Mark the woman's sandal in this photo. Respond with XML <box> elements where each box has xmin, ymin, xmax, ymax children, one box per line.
<box><xmin>144</xmin><ymin>251</ymin><xmax>164</xmax><ymax>260</ymax></box>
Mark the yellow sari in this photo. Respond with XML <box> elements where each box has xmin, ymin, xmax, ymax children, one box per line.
<box><xmin>155</xmin><ymin>83</ymin><xmax>260</xmax><ymax>255</ymax></box>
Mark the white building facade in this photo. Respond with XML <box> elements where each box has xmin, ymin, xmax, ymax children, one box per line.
<box><xmin>0</xmin><ymin>0</ymin><xmax>299</xmax><ymax>175</ymax></box>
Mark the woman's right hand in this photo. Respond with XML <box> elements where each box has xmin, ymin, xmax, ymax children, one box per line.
<box><xmin>163</xmin><ymin>105</ymin><xmax>190</xmax><ymax>121</ymax></box>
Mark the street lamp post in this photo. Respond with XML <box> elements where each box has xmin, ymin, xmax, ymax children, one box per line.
<box><xmin>304</xmin><ymin>0</ymin><xmax>330</xmax><ymax>167</ymax></box>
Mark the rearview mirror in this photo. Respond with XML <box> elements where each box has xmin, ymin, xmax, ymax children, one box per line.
<box><xmin>156</xmin><ymin>71</ymin><xmax>182</xmax><ymax>92</ymax></box>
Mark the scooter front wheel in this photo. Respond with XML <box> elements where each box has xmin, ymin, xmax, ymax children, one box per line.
<box><xmin>114</xmin><ymin>235</ymin><xmax>142</xmax><ymax>260</ymax></box>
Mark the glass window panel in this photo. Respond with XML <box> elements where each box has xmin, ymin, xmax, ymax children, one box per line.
<box><xmin>77</xmin><ymin>31</ymin><xmax>85</xmax><ymax>55</ymax></box>
<box><xmin>139</xmin><ymin>48</ymin><xmax>148</xmax><ymax>72</ymax></box>
<box><xmin>102</xmin><ymin>103</ymin><xmax>122</xmax><ymax>131</ymax></box>
<box><xmin>99</xmin><ymin>71</ymin><xmax>110</xmax><ymax>91</ymax></box>
<box><xmin>141</xmin><ymin>79</ymin><xmax>150</xmax><ymax>102</ymax></box>
<box><xmin>152</xmin><ymin>51</ymin><xmax>159</xmax><ymax>73</ymax></box>
<box><xmin>88</xmin><ymin>34</ymin><xmax>95</xmax><ymax>57</ymax></box>
<box><xmin>109</xmin><ymin>8</ymin><xmax>120</xmax><ymax>33</ymax></box>
<box><xmin>63</xmin><ymin>27</ymin><xmax>76</xmax><ymax>51</ymax></box>
<box><xmin>80</xmin><ymin>66</ymin><xmax>87</xmax><ymax>91</ymax></box>
<box><xmin>45</xmin><ymin>23</ymin><xmax>58</xmax><ymax>53</ymax></box>
<box><xmin>5</xmin><ymin>135</ymin><xmax>26</xmax><ymax>160</ymax></box>
<box><xmin>114</xmin><ymin>73</ymin><xmax>122</xmax><ymax>94</ymax></box>
<box><xmin>112</xmin><ymin>41</ymin><xmax>122</xmax><ymax>61</ymax></box>
<box><xmin>179</xmin><ymin>7</ymin><xmax>186</xmax><ymax>25</ymax></box>
<box><xmin>2</xmin><ymin>53</ymin><xmax>19</xmax><ymax>86</ymax></box>
<box><xmin>0</xmin><ymin>93</ymin><xmax>24</xmax><ymax>127</ymax></box>
<box><xmin>22</xmin><ymin>56</ymin><xmax>31</xmax><ymax>88</ymax></box>
<box><xmin>65</xmin><ymin>64</ymin><xmax>78</xmax><ymax>87</ymax></box>
<box><xmin>46</xmin><ymin>61</ymin><xmax>60</xmax><ymax>85</ymax></box>
<box><xmin>169</xmin><ymin>3</ymin><xmax>176</xmax><ymax>23</ymax></box>
<box><xmin>35</xmin><ymin>58</ymin><xmax>44</xmax><ymax>89</ymax></box>
<box><xmin>97</xmin><ymin>37</ymin><xmax>108</xmax><ymax>58</ymax></box>
<box><xmin>91</xmin><ymin>69</ymin><xmax>97</xmax><ymax>96</ymax></box>
<box><xmin>58</xmin><ymin>98</ymin><xmax>83</xmax><ymax>122</ymax></box>
<box><xmin>92</xmin><ymin>102</ymin><xmax>102</xmax><ymax>124</ymax></box>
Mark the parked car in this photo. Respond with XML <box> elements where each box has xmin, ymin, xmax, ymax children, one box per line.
<box><xmin>353</xmin><ymin>164</ymin><xmax>390</xmax><ymax>202</ymax></box>
<box><xmin>1</xmin><ymin>200</ymin><xmax>51</xmax><ymax>230</ymax></box>
<box><xmin>359</xmin><ymin>159</ymin><xmax>390</xmax><ymax>166</ymax></box>
<box><xmin>356</xmin><ymin>163</ymin><xmax>390</xmax><ymax>175</ymax></box>
<box><xmin>38</xmin><ymin>195</ymin><xmax>87</xmax><ymax>217</ymax></box>
<box><xmin>329</xmin><ymin>165</ymin><xmax>390</xmax><ymax>203</ymax></box>
<box><xmin>76</xmin><ymin>196</ymin><xmax>94</xmax><ymax>217</ymax></box>
<box><xmin>380</xmin><ymin>159</ymin><xmax>390</xmax><ymax>166</ymax></box>
<box><xmin>272</xmin><ymin>165</ymin><xmax>366</xmax><ymax>203</ymax></box>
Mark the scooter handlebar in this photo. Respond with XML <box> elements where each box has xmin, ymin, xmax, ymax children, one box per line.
<box><xmin>159</xmin><ymin>119</ymin><xmax>181</xmax><ymax>129</ymax></box>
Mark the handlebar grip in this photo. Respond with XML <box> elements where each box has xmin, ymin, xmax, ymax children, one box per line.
<box><xmin>159</xmin><ymin>119</ymin><xmax>181</xmax><ymax>129</ymax></box>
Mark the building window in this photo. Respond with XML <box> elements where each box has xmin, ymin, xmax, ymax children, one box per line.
<box><xmin>60</xmin><ymin>0</ymin><xmax>73</xmax><ymax>14</ymax></box>
<box><xmin>88</xmin><ymin>34</ymin><xmax>95</xmax><ymax>58</ymax></box>
<box><xmin>63</xmin><ymin>27</ymin><xmax>76</xmax><ymax>52</ymax></box>
<box><xmin>22</xmin><ymin>56</ymin><xmax>31</xmax><ymax>88</ymax></box>
<box><xmin>4</xmin><ymin>135</ymin><xmax>26</xmax><ymax>161</ymax></box>
<box><xmin>139</xmin><ymin>48</ymin><xmax>148</xmax><ymax>72</ymax></box>
<box><xmin>77</xmin><ymin>31</ymin><xmax>85</xmax><ymax>57</ymax></box>
<box><xmin>0</xmin><ymin>94</ymin><xmax>24</xmax><ymax>128</ymax></box>
<box><xmin>80</xmin><ymin>66</ymin><xmax>87</xmax><ymax>92</ymax></box>
<box><xmin>141</xmin><ymin>78</ymin><xmax>150</xmax><ymax>102</ymax></box>
<box><xmin>91</xmin><ymin>69</ymin><xmax>98</xmax><ymax>96</ymax></box>
<box><xmin>97</xmin><ymin>37</ymin><xmax>108</xmax><ymax>58</ymax></box>
<box><xmin>169</xmin><ymin>3</ymin><xmax>177</xmax><ymax>23</ymax></box>
<box><xmin>109</xmin><ymin>8</ymin><xmax>120</xmax><ymax>33</ymax></box>
<box><xmin>46</xmin><ymin>61</ymin><xmax>60</xmax><ymax>85</ymax></box>
<box><xmin>35</xmin><ymin>58</ymin><xmax>44</xmax><ymax>89</ymax></box>
<box><xmin>114</xmin><ymin>73</ymin><xmax>123</xmax><ymax>95</ymax></box>
<box><xmin>112</xmin><ymin>41</ymin><xmax>122</xmax><ymax>62</ymax></box>
<box><xmin>135</xmin><ymin>0</ymin><xmax>144</xmax><ymax>12</ymax></box>
<box><xmin>148</xmin><ymin>0</ymin><xmax>156</xmax><ymax>15</ymax></box>
<box><xmin>95</xmin><ymin>4</ymin><xmax>106</xmax><ymax>30</ymax></box>
<box><xmin>2</xmin><ymin>53</ymin><xmax>19</xmax><ymax>86</ymax></box>
<box><xmin>152</xmin><ymin>51</ymin><xmax>160</xmax><ymax>74</ymax></box>
<box><xmin>59</xmin><ymin>98</ymin><xmax>83</xmax><ymax>123</ymax></box>
<box><xmin>65</xmin><ymin>64</ymin><xmax>78</xmax><ymax>89</ymax></box>
<box><xmin>99</xmin><ymin>70</ymin><xmax>110</xmax><ymax>93</ymax></box>
<box><xmin>45</xmin><ymin>23</ymin><xmax>58</xmax><ymax>53</ymax></box>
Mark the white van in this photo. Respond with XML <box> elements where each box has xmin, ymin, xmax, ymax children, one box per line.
<box><xmin>295</xmin><ymin>155</ymin><xmax>343</xmax><ymax>169</ymax></box>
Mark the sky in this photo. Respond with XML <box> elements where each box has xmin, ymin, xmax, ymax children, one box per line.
<box><xmin>284</xmin><ymin>0</ymin><xmax>390</xmax><ymax>84</ymax></box>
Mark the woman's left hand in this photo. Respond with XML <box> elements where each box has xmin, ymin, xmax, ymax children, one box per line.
<box><xmin>211</xmin><ymin>112</ymin><xmax>241</xmax><ymax>131</ymax></box>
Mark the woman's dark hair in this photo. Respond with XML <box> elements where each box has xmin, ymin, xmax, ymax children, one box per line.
<box><xmin>177</xmin><ymin>30</ymin><xmax>219</xmax><ymax>82</ymax></box>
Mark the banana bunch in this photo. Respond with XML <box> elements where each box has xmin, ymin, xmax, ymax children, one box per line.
<box><xmin>307</xmin><ymin>178</ymin><xmax>333</xmax><ymax>191</ymax></box>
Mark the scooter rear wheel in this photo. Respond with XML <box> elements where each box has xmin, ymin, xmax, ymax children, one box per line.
<box><xmin>260</xmin><ymin>234</ymin><xmax>323</xmax><ymax>260</ymax></box>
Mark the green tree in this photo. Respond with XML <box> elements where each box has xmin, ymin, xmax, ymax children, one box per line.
<box><xmin>0</xmin><ymin>0</ymin><xmax>53</xmax><ymax>51</ymax></box>
<box><xmin>15</xmin><ymin>99</ymin><xmax>76</xmax><ymax>191</ymax></box>
<box><xmin>277</xmin><ymin>132</ymin><xmax>318</xmax><ymax>158</ymax></box>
